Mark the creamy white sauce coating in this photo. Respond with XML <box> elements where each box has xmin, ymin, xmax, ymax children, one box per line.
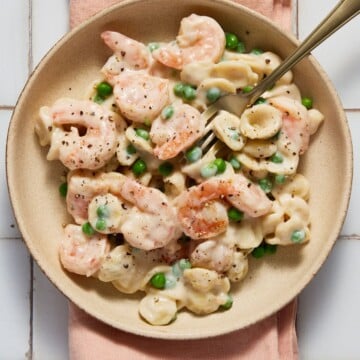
<box><xmin>35</xmin><ymin>14</ymin><xmax>324</xmax><ymax>325</ymax></box>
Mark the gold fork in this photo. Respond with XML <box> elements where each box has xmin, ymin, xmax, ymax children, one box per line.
<box><xmin>200</xmin><ymin>0</ymin><xmax>360</xmax><ymax>154</ymax></box>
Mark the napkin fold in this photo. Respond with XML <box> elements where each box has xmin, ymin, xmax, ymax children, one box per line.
<box><xmin>68</xmin><ymin>1</ymin><xmax>297</xmax><ymax>359</ymax></box>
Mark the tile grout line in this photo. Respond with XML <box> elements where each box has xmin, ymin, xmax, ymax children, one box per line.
<box><xmin>340</xmin><ymin>234</ymin><xmax>360</xmax><ymax>241</ymax></box>
<box><xmin>27</xmin><ymin>0</ymin><xmax>33</xmax><ymax>359</ymax></box>
<box><xmin>28</xmin><ymin>0</ymin><xmax>33</xmax><ymax>74</ymax></box>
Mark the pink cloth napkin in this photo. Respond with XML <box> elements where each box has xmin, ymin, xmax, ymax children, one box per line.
<box><xmin>68</xmin><ymin>1</ymin><xmax>297</xmax><ymax>359</ymax></box>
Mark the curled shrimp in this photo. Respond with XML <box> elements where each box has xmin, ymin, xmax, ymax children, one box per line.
<box><xmin>113</xmin><ymin>70</ymin><xmax>169</xmax><ymax>123</ymax></box>
<box><xmin>45</xmin><ymin>98</ymin><xmax>118</xmax><ymax>170</ymax></box>
<box><xmin>101</xmin><ymin>31</ymin><xmax>151</xmax><ymax>84</ymax></box>
<box><xmin>190</xmin><ymin>239</ymin><xmax>233</xmax><ymax>273</ymax></box>
<box><xmin>176</xmin><ymin>174</ymin><xmax>272</xmax><ymax>239</ymax></box>
<box><xmin>152</xmin><ymin>14</ymin><xmax>225</xmax><ymax>70</ymax></box>
<box><xmin>270</xmin><ymin>96</ymin><xmax>311</xmax><ymax>155</ymax></box>
<box><xmin>66</xmin><ymin>170</ymin><xmax>129</xmax><ymax>224</ymax></box>
<box><xmin>67</xmin><ymin>170</ymin><xmax>181</xmax><ymax>250</ymax></box>
<box><xmin>150</xmin><ymin>102</ymin><xmax>204</xmax><ymax>160</ymax></box>
<box><xmin>59</xmin><ymin>224</ymin><xmax>110</xmax><ymax>277</ymax></box>
<box><xmin>117</xmin><ymin>175</ymin><xmax>182</xmax><ymax>250</ymax></box>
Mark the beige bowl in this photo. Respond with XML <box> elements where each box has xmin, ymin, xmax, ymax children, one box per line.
<box><xmin>7</xmin><ymin>0</ymin><xmax>352</xmax><ymax>339</ymax></box>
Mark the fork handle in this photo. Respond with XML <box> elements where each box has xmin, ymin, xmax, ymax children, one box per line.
<box><xmin>248</xmin><ymin>0</ymin><xmax>360</xmax><ymax>103</ymax></box>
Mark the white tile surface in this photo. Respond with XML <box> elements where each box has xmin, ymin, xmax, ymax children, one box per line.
<box><xmin>297</xmin><ymin>239</ymin><xmax>360</xmax><ymax>359</ymax></box>
<box><xmin>298</xmin><ymin>0</ymin><xmax>360</xmax><ymax>110</ymax></box>
<box><xmin>0</xmin><ymin>110</ymin><xmax>21</xmax><ymax>238</ymax></box>
<box><xmin>341</xmin><ymin>111</ymin><xmax>360</xmax><ymax>236</ymax></box>
<box><xmin>2</xmin><ymin>1</ymin><xmax>360</xmax><ymax>359</ymax></box>
<box><xmin>0</xmin><ymin>239</ymin><xmax>31</xmax><ymax>359</ymax></box>
<box><xmin>32</xmin><ymin>263</ymin><xmax>68</xmax><ymax>360</ymax></box>
<box><xmin>32</xmin><ymin>0</ymin><xmax>69</xmax><ymax>67</ymax></box>
<box><xmin>0</xmin><ymin>2</ymin><xmax>30</xmax><ymax>106</ymax></box>
<box><xmin>0</xmin><ymin>0</ymin><xmax>29</xmax><ymax>106</ymax></box>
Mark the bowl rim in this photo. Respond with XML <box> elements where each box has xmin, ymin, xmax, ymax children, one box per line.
<box><xmin>6</xmin><ymin>0</ymin><xmax>353</xmax><ymax>339</ymax></box>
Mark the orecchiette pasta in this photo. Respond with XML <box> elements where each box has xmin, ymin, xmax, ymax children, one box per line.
<box><xmin>35</xmin><ymin>14</ymin><xmax>324</xmax><ymax>325</ymax></box>
<box><xmin>240</xmin><ymin>104</ymin><xmax>283</xmax><ymax>139</ymax></box>
<box><xmin>213</xmin><ymin>110</ymin><xmax>246</xmax><ymax>151</ymax></box>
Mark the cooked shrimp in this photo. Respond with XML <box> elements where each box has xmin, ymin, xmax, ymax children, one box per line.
<box><xmin>117</xmin><ymin>175</ymin><xmax>182</xmax><ymax>250</ymax></box>
<box><xmin>66</xmin><ymin>170</ymin><xmax>129</xmax><ymax>224</ymax></box>
<box><xmin>67</xmin><ymin>170</ymin><xmax>180</xmax><ymax>250</ymax></box>
<box><xmin>47</xmin><ymin>98</ymin><xmax>118</xmax><ymax>170</ymax></box>
<box><xmin>225</xmin><ymin>173</ymin><xmax>273</xmax><ymax>217</ymax></box>
<box><xmin>152</xmin><ymin>14</ymin><xmax>225</xmax><ymax>70</ymax></box>
<box><xmin>101</xmin><ymin>31</ymin><xmax>151</xmax><ymax>83</ymax></box>
<box><xmin>59</xmin><ymin>224</ymin><xmax>110</xmax><ymax>277</ymax></box>
<box><xmin>176</xmin><ymin>174</ymin><xmax>272</xmax><ymax>239</ymax></box>
<box><xmin>150</xmin><ymin>102</ymin><xmax>204</xmax><ymax>160</ymax></box>
<box><xmin>270</xmin><ymin>96</ymin><xmax>311</xmax><ymax>155</ymax></box>
<box><xmin>113</xmin><ymin>70</ymin><xmax>169</xmax><ymax>123</ymax></box>
<box><xmin>190</xmin><ymin>239</ymin><xmax>233</xmax><ymax>273</ymax></box>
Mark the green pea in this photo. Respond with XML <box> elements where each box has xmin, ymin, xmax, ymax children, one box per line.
<box><xmin>252</xmin><ymin>245</ymin><xmax>265</xmax><ymax>258</ymax></box>
<box><xmin>150</xmin><ymin>272</ymin><xmax>166</xmax><ymax>289</ymax></box>
<box><xmin>135</xmin><ymin>128</ymin><xmax>150</xmax><ymax>140</ymax></box>
<box><xmin>270</xmin><ymin>152</ymin><xmax>283</xmax><ymax>164</ymax></box>
<box><xmin>200</xmin><ymin>163</ymin><xmax>218</xmax><ymax>178</ymax></box>
<box><xmin>236</xmin><ymin>41</ymin><xmax>246</xmax><ymax>53</ymax></box>
<box><xmin>225</xmin><ymin>32</ymin><xmax>239</xmax><ymax>50</ymax></box>
<box><xmin>148</xmin><ymin>42</ymin><xmax>159</xmax><ymax>52</ymax></box>
<box><xmin>213</xmin><ymin>158</ymin><xmax>226</xmax><ymax>174</ymax></box>
<box><xmin>275</xmin><ymin>174</ymin><xmax>286</xmax><ymax>184</ymax></box>
<box><xmin>59</xmin><ymin>182</ymin><xmax>68</xmax><ymax>197</ymax></box>
<box><xmin>254</xmin><ymin>97</ymin><xmax>267</xmax><ymax>105</ymax></box>
<box><xmin>174</xmin><ymin>83</ymin><xmax>185</xmax><ymax>97</ymax></box>
<box><xmin>259</xmin><ymin>178</ymin><xmax>273</xmax><ymax>193</ymax></box>
<box><xmin>264</xmin><ymin>243</ymin><xmax>277</xmax><ymax>254</ymax></box>
<box><xmin>82</xmin><ymin>222</ymin><xmax>95</xmax><ymax>236</ymax></box>
<box><xmin>165</xmin><ymin>274</ymin><xmax>177</xmax><ymax>289</ymax></box>
<box><xmin>228</xmin><ymin>128</ymin><xmax>240</xmax><ymax>141</ymax></box>
<box><xmin>161</xmin><ymin>105</ymin><xmax>174</xmax><ymax>120</ymax></box>
<box><xmin>158</xmin><ymin>162</ymin><xmax>174</xmax><ymax>177</ymax></box>
<box><xmin>220</xmin><ymin>295</ymin><xmax>233</xmax><ymax>310</ymax></box>
<box><xmin>185</xmin><ymin>146</ymin><xmax>202</xmax><ymax>163</ymax></box>
<box><xmin>97</xmin><ymin>205</ymin><xmax>109</xmax><ymax>219</ymax></box>
<box><xmin>96</xmin><ymin>81</ymin><xmax>113</xmax><ymax>98</ymax></box>
<box><xmin>132</xmin><ymin>159</ymin><xmax>147</xmax><ymax>176</ymax></box>
<box><xmin>206</xmin><ymin>87</ymin><xmax>221</xmax><ymax>103</ymax></box>
<box><xmin>126</xmin><ymin>144</ymin><xmax>137</xmax><ymax>155</ymax></box>
<box><xmin>93</xmin><ymin>93</ymin><xmax>105</xmax><ymax>104</ymax></box>
<box><xmin>251</xmin><ymin>48</ymin><xmax>264</xmax><ymax>55</ymax></box>
<box><xmin>172</xmin><ymin>262</ymin><xmax>182</xmax><ymax>278</ymax></box>
<box><xmin>227</xmin><ymin>207</ymin><xmax>244</xmax><ymax>222</ymax></box>
<box><xmin>95</xmin><ymin>218</ymin><xmax>107</xmax><ymax>231</ymax></box>
<box><xmin>143</xmin><ymin>118</ymin><xmax>152</xmax><ymax>127</ymax></box>
<box><xmin>301</xmin><ymin>96</ymin><xmax>313</xmax><ymax>109</ymax></box>
<box><xmin>229</xmin><ymin>156</ymin><xmax>241</xmax><ymax>170</ymax></box>
<box><xmin>183</xmin><ymin>85</ymin><xmax>196</xmax><ymax>101</ymax></box>
<box><xmin>291</xmin><ymin>229</ymin><xmax>306</xmax><ymax>243</ymax></box>
<box><xmin>242</xmin><ymin>85</ymin><xmax>254</xmax><ymax>94</ymax></box>
<box><xmin>178</xmin><ymin>258</ymin><xmax>192</xmax><ymax>270</ymax></box>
